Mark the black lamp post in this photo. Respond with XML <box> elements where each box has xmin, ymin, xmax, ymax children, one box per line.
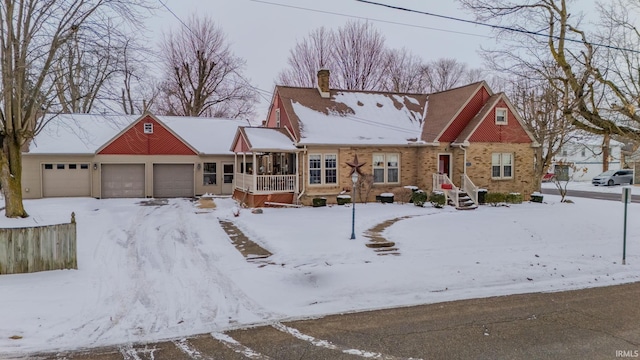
<box><xmin>350</xmin><ymin>171</ymin><xmax>358</xmax><ymax>240</ymax></box>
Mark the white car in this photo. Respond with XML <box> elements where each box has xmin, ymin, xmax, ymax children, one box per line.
<box><xmin>592</xmin><ymin>169</ymin><xmax>634</xmax><ymax>186</ymax></box>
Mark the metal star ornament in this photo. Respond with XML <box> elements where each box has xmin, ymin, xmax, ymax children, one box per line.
<box><xmin>346</xmin><ymin>154</ymin><xmax>366</xmax><ymax>176</ymax></box>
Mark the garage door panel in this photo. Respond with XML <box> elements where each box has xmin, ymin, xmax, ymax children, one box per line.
<box><xmin>153</xmin><ymin>164</ymin><xmax>194</xmax><ymax>198</ymax></box>
<box><xmin>101</xmin><ymin>164</ymin><xmax>145</xmax><ymax>198</ymax></box>
<box><xmin>42</xmin><ymin>163</ymin><xmax>91</xmax><ymax>197</ymax></box>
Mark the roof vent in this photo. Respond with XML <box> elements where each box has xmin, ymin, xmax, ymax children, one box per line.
<box><xmin>143</xmin><ymin>123</ymin><xmax>153</xmax><ymax>134</ymax></box>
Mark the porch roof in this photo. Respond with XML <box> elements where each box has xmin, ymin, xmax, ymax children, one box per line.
<box><xmin>232</xmin><ymin>127</ymin><xmax>297</xmax><ymax>153</ymax></box>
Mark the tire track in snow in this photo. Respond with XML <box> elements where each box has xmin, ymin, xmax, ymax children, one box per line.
<box><xmin>272</xmin><ymin>323</ymin><xmax>423</xmax><ymax>360</ymax></box>
<box><xmin>211</xmin><ymin>332</ymin><xmax>272</xmax><ymax>359</ymax></box>
<box><xmin>173</xmin><ymin>338</ymin><xmax>210</xmax><ymax>359</ymax></box>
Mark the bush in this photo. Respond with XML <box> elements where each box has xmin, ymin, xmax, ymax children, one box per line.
<box><xmin>430</xmin><ymin>191</ymin><xmax>446</xmax><ymax>208</ymax></box>
<box><xmin>394</xmin><ymin>187</ymin><xmax>414</xmax><ymax>204</ymax></box>
<box><xmin>312</xmin><ymin>197</ymin><xmax>327</xmax><ymax>207</ymax></box>
<box><xmin>505</xmin><ymin>192</ymin><xmax>523</xmax><ymax>204</ymax></box>
<box><xmin>485</xmin><ymin>192</ymin><xmax>506</xmax><ymax>206</ymax></box>
<box><xmin>411</xmin><ymin>190</ymin><xmax>428</xmax><ymax>207</ymax></box>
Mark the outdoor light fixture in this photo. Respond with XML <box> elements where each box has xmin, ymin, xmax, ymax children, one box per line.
<box><xmin>197</xmin><ymin>163</ymin><xmax>202</xmax><ymax>170</ymax></box>
<box><xmin>93</xmin><ymin>163</ymin><xmax>98</xmax><ymax>170</ymax></box>
<box><xmin>350</xmin><ymin>171</ymin><xmax>359</xmax><ymax>240</ymax></box>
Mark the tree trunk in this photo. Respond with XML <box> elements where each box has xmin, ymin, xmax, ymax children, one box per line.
<box><xmin>602</xmin><ymin>133</ymin><xmax>610</xmax><ymax>172</ymax></box>
<box><xmin>0</xmin><ymin>137</ymin><xmax>28</xmax><ymax>218</ymax></box>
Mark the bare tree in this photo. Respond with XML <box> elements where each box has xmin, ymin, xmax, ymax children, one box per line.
<box><xmin>120</xmin><ymin>40</ymin><xmax>159</xmax><ymax>115</ymax></box>
<box><xmin>424</xmin><ymin>58</ymin><xmax>468</xmax><ymax>92</ymax></box>
<box><xmin>0</xmin><ymin>0</ymin><xmax>151</xmax><ymax>218</ymax></box>
<box><xmin>277</xmin><ymin>27</ymin><xmax>335</xmax><ymax>88</ymax></box>
<box><xmin>156</xmin><ymin>15</ymin><xmax>257</xmax><ymax>118</ymax></box>
<box><xmin>384</xmin><ymin>48</ymin><xmax>429</xmax><ymax>93</ymax></box>
<box><xmin>460</xmin><ymin>0</ymin><xmax>640</xmax><ymax>171</ymax></box>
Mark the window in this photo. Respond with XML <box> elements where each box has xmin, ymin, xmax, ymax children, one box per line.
<box><xmin>203</xmin><ymin>162</ymin><xmax>216</xmax><ymax>185</ymax></box>
<box><xmin>495</xmin><ymin>108</ymin><xmax>507</xmax><ymax>124</ymax></box>
<box><xmin>373</xmin><ymin>153</ymin><xmax>400</xmax><ymax>184</ymax></box>
<box><xmin>143</xmin><ymin>123</ymin><xmax>153</xmax><ymax>134</ymax></box>
<box><xmin>56</xmin><ymin>164</ymin><xmax>65</xmax><ymax>170</ymax></box>
<box><xmin>44</xmin><ymin>164</ymin><xmax>53</xmax><ymax>170</ymax></box>
<box><xmin>275</xmin><ymin>108</ymin><xmax>281</xmax><ymax>128</ymax></box>
<box><xmin>69</xmin><ymin>164</ymin><xmax>77</xmax><ymax>169</ymax></box>
<box><xmin>561</xmin><ymin>148</ymin><xmax>568</xmax><ymax>157</ymax></box>
<box><xmin>308</xmin><ymin>154</ymin><xmax>337</xmax><ymax>185</ymax></box>
<box><xmin>492</xmin><ymin>153</ymin><xmax>513</xmax><ymax>179</ymax></box>
<box><xmin>80</xmin><ymin>164</ymin><xmax>89</xmax><ymax>169</ymax></box>
<box><xmin>223</xmin><ymin>164</ymin><xmax>234</xmax><ymax>184</ymax></box>
<box><xmin>581</xmin><ymin>148</ymin><xmax>586</xmax><ymax>157</ymax></box>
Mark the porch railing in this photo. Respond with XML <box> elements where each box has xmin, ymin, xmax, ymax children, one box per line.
<box><xmin>432</xmin><ymin>173</ymin><xmax>459</xmax><ymax>208</ymax></box>
<box><xmin>461</xmin><ymin>173</ymin><xmax>478</xmax><ymax>205</ymax></box>
<box><xmin>235</xmin><ymin>173</ymin><xmax>296</xmax><ymax>193</ymax></box>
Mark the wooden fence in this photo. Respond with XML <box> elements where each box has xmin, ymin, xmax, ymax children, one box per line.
<box><xmin>0</xmin><ymin>213</ymin><xmax>77</xmax><ymax>275</ymax></box>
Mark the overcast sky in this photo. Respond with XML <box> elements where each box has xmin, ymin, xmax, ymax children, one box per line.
<box><xmin>149</xmin><ymin>1</ymin><xmax>503</xmax><ymax>119</ymax></box>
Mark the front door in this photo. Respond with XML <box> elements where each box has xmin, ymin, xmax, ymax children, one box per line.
<box><xmin>439</xmin><ymin>154</ymin><xmax>452</xmax><ymax>179</ymax></box>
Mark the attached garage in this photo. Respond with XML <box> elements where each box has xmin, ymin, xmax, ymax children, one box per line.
<box><xmin>42</xmin><ymin>163</ymin><xmax>91</xmax><ymax>197</ymax></box>
<box><xmin>153</xmin><ymin>164</ymin><xmax>194</xmax><ymax>198</ymax></box>
<box><xmin>101</xmin><ymin>164</ymin><xmax>145</xmax><ymax>198</ymax></box>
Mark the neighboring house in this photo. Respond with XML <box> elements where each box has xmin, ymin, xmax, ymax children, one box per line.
<box><xmin>23</xmin><ymin>113</ymin><xmax>246</xmax><ymax>199</ymax></box>
<box><xmin>551</xmin><ymin>140</ymin><xmax>624</xmax><ymax>181</ymax></box>
<box><xmin>230</xmin><ymin>70</ymin><xmax>539</xmax><ymax>207</ymax></box>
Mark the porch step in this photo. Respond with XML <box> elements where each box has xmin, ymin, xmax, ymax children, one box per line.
<box><xmin>448</xmin><ymin>190</ymin><xmax>478</xmax><ymax>210</ymax></box>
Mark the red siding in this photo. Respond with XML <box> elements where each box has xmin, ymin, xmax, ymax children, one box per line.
<box><xmin>233</xmin><ymin>134</ymin><xmax>250</xmax><ymax>153</ymax></box>
<box><xmin>266</xmin><ymin>94</ymin><xmax>293</xmax><ymax>134</ymax></box>
<box><xmin>439</xmin><ymin>87</ymin><xmax>490</xmax><ymax>142</ymax></box>
<box><xmin>99</xmin><ymin>116</ymin><xmax>196</xmax><ymax>155</ymax></box>
<box><xmin>469</xmin><ymin>100</ymin><xmax>532</xmax><ymax>143</ymax></box>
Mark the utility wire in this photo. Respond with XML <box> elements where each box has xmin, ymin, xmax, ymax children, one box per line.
<box><xmin>356</xmin><ymin>0</ymin><xmax>640</xmax><ymax>55</ymax></box>
<box><xmin>249</xmin><ymin>0</ymin><xmax>491</xmax><ymax>39</ymax></box>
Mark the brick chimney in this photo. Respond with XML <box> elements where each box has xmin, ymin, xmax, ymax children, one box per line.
<box><xmin>317</xmin><ymin>69</ymin><xmax>330</xmax><ymax>98</ymax></box>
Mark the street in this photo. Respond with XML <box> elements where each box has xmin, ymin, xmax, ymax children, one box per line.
<box><xmin>31</xmin><ymin>282</ymin><xmax>640</xmax><ymax>360</ymax></box>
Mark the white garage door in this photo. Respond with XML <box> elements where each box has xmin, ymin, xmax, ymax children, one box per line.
<box><xmin>101</xmin><ymin>164</ymin><xmax>145</xmax><ymax>198</ymax></box>
<box><xmin>42</xmin><ymin>163</ymin><xmax>91</xmax><ymax>197</ymax></box>
<box><xmin>153</xmin><ymin>164</ymin><xmax>194</xmax><ymax>198</ymax></box>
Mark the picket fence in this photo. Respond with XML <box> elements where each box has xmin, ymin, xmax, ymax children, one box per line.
<box><xmin>0</xmin><ymin>213</ymin><xmax>77</xmax><ymax>274</ymax></box>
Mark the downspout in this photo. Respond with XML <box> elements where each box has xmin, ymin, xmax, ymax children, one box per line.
<box><xmin>297</xmin><ymin>146</ymin><xmax>307</xmax><ymax>202</ymax></box>
<box><xmin>458</xmin><ymin>144</ymin><xmax>467</xmax><ymax>178</ymax></box>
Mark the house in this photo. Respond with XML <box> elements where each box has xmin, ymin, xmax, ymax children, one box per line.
<box><xmin>230</xmin><ymin>70</ymin><xmax>539</xmax><ymax>207</ymax></box>
<box><xmin>551</xmin><ymin>139</ymin><xmax>625</xmax><ymax>181</ymax></box>
<box><xmin>22</xmin><ymin>113</ymin><xmax>246</xmax><ymax>199</ymax></box>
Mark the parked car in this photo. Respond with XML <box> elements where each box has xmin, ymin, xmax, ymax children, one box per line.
<box><xmin>592</xmin><ymin>169</ymin><xmax>634</xmax><ymax>186</ymax></box>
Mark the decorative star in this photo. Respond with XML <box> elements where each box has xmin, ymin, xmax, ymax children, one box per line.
<box><xmin>346</xmin><ymin>154</ymin><xmax>366</xmax><ymax>176</ymax></box>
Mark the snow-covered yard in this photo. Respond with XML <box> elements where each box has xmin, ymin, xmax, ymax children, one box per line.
<box><xmin>1</xmin><ymin>190</ymin><xmax>640</xmax><ymax>356</ymax></box>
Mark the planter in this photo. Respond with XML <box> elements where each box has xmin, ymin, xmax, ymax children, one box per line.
<box><xmin>336</xmin><ymin>195</ymin><xmax>351</xmax><ymax>205</ymax></box>
<box><xmin>441</xmin><ymin>183</ymin><xmax>453</xmax><ymax>190</ymax></box>
<box><xmin>530</xmin><ymin>193</ymin><xmax>544</xmax><ymax>203</ymax></box>
<box><xmin>312</xmin><ymin>197</ymin><xmax>327</xmax><ymax>207</ymax></box>
<box><xmin>376</xmin><ymin>193</ymin><xmax>394</xmax><ymax>203</ymax></box>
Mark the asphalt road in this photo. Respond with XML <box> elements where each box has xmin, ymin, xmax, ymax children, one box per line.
<box><xmin>541</xmin><ymin>186</ymin><xmax>640</xmax><ymax>203</ymax></box>
<box><xmin>26</xmin><ymin>282</ymin><xmax>640</xmax><ymax>360</ymax></box>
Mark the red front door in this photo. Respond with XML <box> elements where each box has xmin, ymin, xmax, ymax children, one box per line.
<box><xmin>439</xmin><ymin>154</ymin><xmax>451</xmax><ymax>178</ymax></box>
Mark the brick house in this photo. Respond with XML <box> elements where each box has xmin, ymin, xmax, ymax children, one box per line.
<box><xmin>230</xmin><ymin>70</ymin><xmax>539</xmax><ymax>207</ymax></box>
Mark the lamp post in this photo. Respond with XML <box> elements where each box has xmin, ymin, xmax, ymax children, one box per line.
<box><xmin>350</xmin><ymin>171</ymin><xmax>359</xmax><ymax>240</ymax></box>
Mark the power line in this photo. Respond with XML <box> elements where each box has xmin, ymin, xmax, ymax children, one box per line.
<box><xmin>356</xmin><ymin>0</ymin><xmax>640</xmax><ymax>55</ymax></box>
<box><xmin>248</xmin><ymin>0</ymin><xmax>492</xmax><ymax>40</ymax></box>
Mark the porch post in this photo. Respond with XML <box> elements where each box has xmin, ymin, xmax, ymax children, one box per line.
<box><xmin>252</xmin><ymin>152</ymin><xmax>257</xmax><ymax>191</ymax></box>
<box><xmin>242</xmin><ymin>152</ymin><xmax>246</xmax><ymax>190</ymax></box>
<box><xmin>234</xmin><ymin>153</ymin><xmax>237</xmax><ymax>190</ymax></box>
<box><xmin>295</xmin><ymin>151</ymin><xmax>300</xmax><ymax>194</ymax></box>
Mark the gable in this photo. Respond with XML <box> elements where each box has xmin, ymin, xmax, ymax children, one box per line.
<box><xmin>265</xmin><ymin>93</ymin><xmax>296</xmax><ymax>140</ymax></box>
<box><xmin>232</xmin><ymin>130</ymin><xmax>251</xmax><ymax>152</ymax></box>
<box><xmin>437</xmin><ymin>86</ymin><xmax>491</xmax><ymax>142</ymax></box>
<box><xmin>469</xmin><ymin>99</ymin><xmax>532</xmax><ymax>143</ymax></box>
<box><xmin>99</xmin><ymin>115</ymin><xmax>197</xmax><ymax>155</ymax></box>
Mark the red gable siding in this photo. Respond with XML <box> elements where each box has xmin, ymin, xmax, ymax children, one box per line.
<box><xmin>233</xmin><ymin>134</ymin><xmax>250</xmax><ymax>152</ymax></box>
<box><xmin>438</xmin><ymin>87</ymin><xmax>491</xmax><ymax>142</ymax></box>
<box><xmin>266</xmin><ymin>93</ymin><xmax>293</xmax><ymax>134</ymax></box>
<box><xmin>469</xmin><ymin>100</ymin><xmax>532</xmax><ymax>143</ymax></box>
<box><xmin>99</xmin><ymin>116</ymin><xmax>196</xmax><ymax>155</ymax></box>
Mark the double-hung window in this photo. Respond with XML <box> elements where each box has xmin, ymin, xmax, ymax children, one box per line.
<box><xmin>203</xmin><ymin>162</ymin><xmax>216</xmax><ymax>185</ymax></box>
<box><xmin>495</xmin><ymin>108</ymin><xmax>507</xmax><ymax>125</ymax></box>
<box><xmin>309</xmin><ymin>154</ymin><xmax>337</xmax><ymax>185</ymax></box>
<box><xmin>372</xmin><ymin>153</ymin><xmax>399</xmax><ymax>184</ymax></box>
<box><xmin>491</xmin><ymin>153</ymin><xmax>513</xmax><ymax>179</ymax></box>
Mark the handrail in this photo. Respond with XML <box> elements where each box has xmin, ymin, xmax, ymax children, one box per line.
<box><xmin>235</xmin><ymin>173</ymin><xmax>296</xmax><ymax>193</ymax></box>
<box><xmin>432</xmin><ymin>173</ymin><xmax>459</xmax><ymax>207</ymax></box>
<box><xmin>461</xmin><ymin>173</ymin><xmax>478</xmax><ymax>205</ymax></box>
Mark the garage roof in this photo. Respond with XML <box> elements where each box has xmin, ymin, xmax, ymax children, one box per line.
<box><xmin>26</xmin><ymin>113</ymin><xmax>247</xmax><ymax>155</ymax></box>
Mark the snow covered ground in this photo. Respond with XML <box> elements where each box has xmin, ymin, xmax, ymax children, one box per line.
<box><xmin>1</xmin><ymin>188</ymin><xmax>640</xmax><ymax>356</ymax></box>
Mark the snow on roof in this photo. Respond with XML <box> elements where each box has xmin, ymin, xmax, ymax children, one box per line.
<box><xmin>27</xmin><ymin>114</ymin><xmax>135</xmax><ymax>154</ymax></box>
<box><xmin>294</xmin><ymin>92</ymin><xmax>424</xmax><ymax>145</ymax></box>
<box><xmin>158</xmin><ymin>116</ymin><xmax>247</xmax><ymax>154</ymax></box>
<box><xmin>243</xmin><ymin>127</ymin><xmax>297</xmax><ymax>151</ymax></box>
<box><xmin>27</xmin><ymin>113</ymin><xmax>246</xmax><ymax>155</ymax></box>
